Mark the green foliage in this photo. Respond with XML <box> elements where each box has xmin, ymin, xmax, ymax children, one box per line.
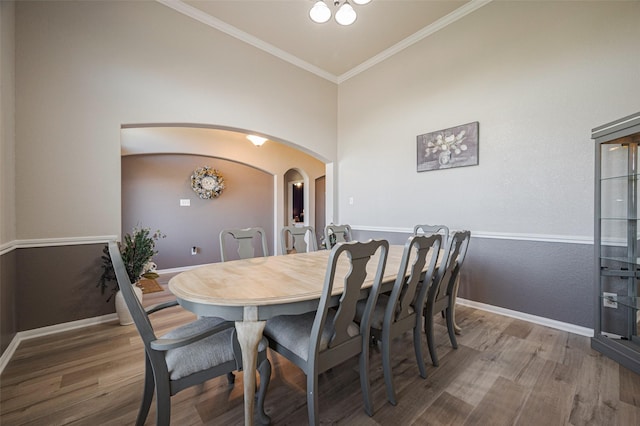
<box><xmin>98</xmin><ymin>226</ymin><xmax>165</xmax><ymax>301</ymax></box>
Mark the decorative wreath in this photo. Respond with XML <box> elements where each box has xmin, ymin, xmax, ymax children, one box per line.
<box><xmin>190</xmin><ymin>166</ymin><xmax>225</xmax><ymax>199</ymax></box>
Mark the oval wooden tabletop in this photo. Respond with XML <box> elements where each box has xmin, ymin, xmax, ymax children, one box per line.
<box><xmin>169</xmin><ymin>245</ymin><xmax>410</xmax><ymax>307</ymax></box>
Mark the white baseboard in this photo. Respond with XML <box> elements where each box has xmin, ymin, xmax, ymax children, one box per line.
<box><xmin>0</xmin><ymin>313</ymin><xmax>118</xmax><ymax>375</ymax></box>
<box><xmin>0</xmin><ymin>334</ymin><xmax>21</xmax><ymax>375</ymax></box>
<box><xmin>157</xmin><ymin>264</ymin><xmax>200</xmax><ymax>275</ymax></box>
<box><xmin>1</xmin><ymin>298</ymin><xmax>594</xmax><ymax>376</ymax></box>
<box><xmin>456</xmin><ymin>297</ymin><xmax>594</xmax><ymax>337</ymax></box>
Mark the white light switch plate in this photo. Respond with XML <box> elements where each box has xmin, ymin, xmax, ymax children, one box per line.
<box><xmin>180</xmin><ymin>199</ymin><xmax>190</xmax><ymax>207</ymax></box>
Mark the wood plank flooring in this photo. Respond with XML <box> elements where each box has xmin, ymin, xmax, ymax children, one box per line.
<box><xmin>2</xmin><ymin>286</ymin><xmax>640</xmax><ymax>425</ymax></box>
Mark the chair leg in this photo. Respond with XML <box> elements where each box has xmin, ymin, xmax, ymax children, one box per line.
<box><xmin>154</xmin><ymin>378</ymin><xmax>171</xmax><ymax>426</ymax></box>
<box><xmin>381</xmin><ymin>330</ymin><xmax>397</xmax><ymax>406</ymax></box>
<box><xmin>307</xmin><ymin>373</ymin><xmax>319</xmax><ymax>426</ymax></box>
<box><xmin>425</xmin><ymin>312</ymin><xmax>439</xmax><ymax>367</ymax></box>
<box><xmin>136</xmin><ymin>356</ymin><xmax>155</xmax><ymax>426</ymax></box>
<box><xmin>452</xmin><ymin>276</ymin><xmax>462</xmax><ymax>335</ymax></box>
<box><xmin>453</xmin><ymin>310</ymin><xmax>462</xmax><ymax>335</ymax></box>
<box><xmin>445</xmin><ymin>306</ymin><xmax>458</xmax><ymax>350</ymax></box>
<box><xmin>359</xmin><ymin>346</ymin><xmax>374</xmax><ymax>416</ymax></box>
<box><xmin>413</xmin><ymin>324</ymin><xmax>427</xmax><ymax>379</ymax></box>
<box><xmin>256</xmin><ymin>358</ymin><xmax>272</xmax><ymax>425</ymax></box>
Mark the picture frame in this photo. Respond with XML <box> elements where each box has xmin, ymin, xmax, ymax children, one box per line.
<box><xmin>417</xmin><ymin>121</ymin><xmax>479</xmax><ymax>172</ymax></box>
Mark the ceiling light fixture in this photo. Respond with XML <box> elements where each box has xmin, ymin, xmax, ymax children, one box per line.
<box><xmin>309</xmin><ymin>0</ymin><xmax>370</xmax><ymax>26</ymax></box>
<box><xmin>247</xmin><ymin>135</ymin><xmax>268</xmax><ymax>146</ymax></box>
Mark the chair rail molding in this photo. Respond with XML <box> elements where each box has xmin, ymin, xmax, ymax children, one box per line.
<box><xmin>0</xmin><ymin>235</ymin><xmax>118</xmax><ymax>255</ymax></box>
<box><xmin>0</xmin><ymin>240</ymin><xmax>16</xmax><ymax>256</ymax></box>
<box><xmin>350</xmin><ymin>225</ymin><xmax>593</xmax><ymax>245</ymax></box>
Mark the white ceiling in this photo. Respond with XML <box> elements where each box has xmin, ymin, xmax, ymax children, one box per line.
<box><xmin>159</xmin><ymin>0</ymin><xmax>489</xmax><ymax>83</ymax></box>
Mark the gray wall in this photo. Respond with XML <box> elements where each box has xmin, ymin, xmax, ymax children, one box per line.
<box><xmin>15</xmin><ymin>244</ymin><xmax>112</xmax><ymax>331</ymax></box>
<box><xmin>1</xmin><ymin>250</ymin><xmax>17</xmax><ymax>353</ymax></box>
<box><xmin>122</xmin><ymin>154</ymin><xmax>274</xmax><ymax>267</ymax></box>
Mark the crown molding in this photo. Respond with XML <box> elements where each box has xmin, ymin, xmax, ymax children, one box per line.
<box><xmin>338</xmin><ymin>0</ymin><xmax>493</xmax><ymax>83</ymax></box>
<box><xmin>156</xmin><ymin>0</ymin><xmax>492</xmax><ymax>85</ymax></box>
<box><xmin>156</xmin><ymin>0</ymin><xmax>338</xmax><ymax>84</ymax></box>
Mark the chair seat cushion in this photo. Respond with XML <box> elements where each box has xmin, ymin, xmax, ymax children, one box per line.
<box><xmin>163</xmin><ymin>317</ymin><xmax>267</xmax><ymax>380</ymax></box>
<box><xmin>264</xmin><ymin>310</ymin><xmax>359</xmax><ymax>362</ymax></box>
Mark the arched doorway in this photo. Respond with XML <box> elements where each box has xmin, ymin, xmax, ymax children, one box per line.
<box><xmin>121</xmin><ymin>125</ymin><xmax>328</xmax><ymax>263</ymax></box>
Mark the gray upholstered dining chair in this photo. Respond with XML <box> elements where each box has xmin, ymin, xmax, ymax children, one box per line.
<box><xmin>355</xmin><ymin>234</ymin><xmax>442</xmax><ymax>406</ymax></box>
<box><xmin>423</xmin><ymin>230</ymin><xmax>471</xmax><ymax>367</ymax></box>
<box><xmin>219</xmin><ymin>227</ymin><xmax>269</xmax><ymax>261</ymax></box>
<box><xmin>108</xmin><ymin>241</ymin><xmax>271</xmax><ymax>426</ymax></box>
<box><xmin>264</xmin><ymin>239</ymin><xmax>389</xmax><ymax>426</ymax></box>
<box><xmin>414</xmin><ymin>224</ymin><xmax>459</xmax><ymax>331</ymax></box>
<box><xmin>324</xmin><ymin>223</ymin><xmax>352</xmax><ymax>249</ymax></box>
<box><xmin>414</xmin><ymin>224</ymin><xmax>450</xmax><ymax>245</ymax></box>
<box><xmin>280</xmin><ymin>225</ymin><xmax>318</xmax><ymax>255</ymax></box>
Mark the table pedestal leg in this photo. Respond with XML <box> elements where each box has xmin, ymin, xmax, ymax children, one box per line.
<box><xmin>235</xmin><ymin>319</ymin><xmax>266</xmax><ymax>426</ymax></box>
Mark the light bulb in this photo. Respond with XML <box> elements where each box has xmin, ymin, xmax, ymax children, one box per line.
<box><xmin>247</xmin><ymin>135</ymin><xmax>267</xmax><ymax>146</ymax></box>
<box><xmin>309</xmin><ymin>1</ymin><xmax>331</xmax><ymax>24</ymax></box>
<box><xmin>335</xmin><ymin>1</ymin><xmax>356</xmax><ymax>25</ymax></box>
<box><xmin>352</xmin><ymin>0</ymin><xmax>371</xmax><ymax>4</ymax></box>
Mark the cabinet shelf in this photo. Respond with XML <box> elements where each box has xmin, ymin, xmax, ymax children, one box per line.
<box><xmin>600</xmin><ymin>256</ymin><xmax>640</xmax><ymax>267</ymax></box>
<box><xmin>601</xmin><ymin>174</ymin><xmax>640</xmax><ymax>182</ymax></box>
<box><xmin>600</xmin><ymin>268</ymin><xmax>637</xmax><ymax>280</ymax></box>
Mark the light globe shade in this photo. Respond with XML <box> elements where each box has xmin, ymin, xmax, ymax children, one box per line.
<box><xmin>309</xmin><ymin>1</ymin><xmax>331</xmax><ymax>24</ymax></box>
<box><xmin>247</xmin><ymin>135</ymin><xmax>268</xmax><ymax>146</ymax></box>
<box><xmin>352</xmin><ymin>0</ymin><xmax>371</xmax><ymax>4</ymax></box>
<box><xmin>335</xmin><ymin>2</ymin><xmax>356</xmax><ymax>26</ymax></box>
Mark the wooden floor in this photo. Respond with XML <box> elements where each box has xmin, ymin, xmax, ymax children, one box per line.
<box><xmin>2</xmin><ymin>286</ymin><xmax>640</xmax><ymax>425</ymax></box>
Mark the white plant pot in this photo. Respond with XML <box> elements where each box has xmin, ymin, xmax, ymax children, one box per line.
<box><xmin>115</xmin><ymin>285</ymin><xmax>143</xmax><ymax>325</ymax></box>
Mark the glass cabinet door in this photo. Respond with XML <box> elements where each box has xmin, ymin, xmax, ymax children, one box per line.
<box><xmin>598</xmin><ymin>137</ymin><xmax>640</xmax><ymax>342</ymax></box>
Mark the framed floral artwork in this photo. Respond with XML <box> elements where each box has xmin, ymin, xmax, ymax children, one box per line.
<box><xmin>417</xmin><ymin>121</ymin><xmax>479</xmax><ymax>172</ymax></box>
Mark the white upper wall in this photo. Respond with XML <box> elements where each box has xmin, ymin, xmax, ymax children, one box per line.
<box><xmin>337</xmin><ymin>1</ymin><xmax>640</xmax><ymax>238</ymax></box>
<box><xmin>14</xmin><ymin>1</ymin><xmax>337</xmax><ymax>239</ymax></box>
<box><xmin>0</xmin><ymin>1</ymin><xmax>16</xmax><ymax>246</ymax></box>
<box><xmin>12</xmin><ymin>1</ymin><xmax>640</xmax><ymax>242</ymax></box>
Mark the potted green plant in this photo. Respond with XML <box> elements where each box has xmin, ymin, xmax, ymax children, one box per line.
<box><xmin>99</xmin><ymin>226</ymin><xmax>165</xmax><ymax>325</ymax></box>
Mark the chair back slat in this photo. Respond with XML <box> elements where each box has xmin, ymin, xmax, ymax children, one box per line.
<box><xmin>219</xmin><ymin>227</ymin><xmax>269</xmax><ymax>261</ymax></box>
<box><xmin>414</xmin><ymin>224</ymin><xmax>450</xmax><ymax>246</ymax></box>
<box><xmin>310</xmin><ymin>240</ymin><xmax>388</xmax><ymax>353</ymax></box>
<box><xmin>430</xmin><ymin>231</ymin><xmax>470</xmax><ymax>303</ymax></box>
<box><xmin>391</xmin><ymin>234</ymin><xmax>442</xmax><ymax>323</ymax></box>
<box><xmin>280</xmin><ymin>225</ymin><xmax>318</xmax><ymax>255</ymax></box>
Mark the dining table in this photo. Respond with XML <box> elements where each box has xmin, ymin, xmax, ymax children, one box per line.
<box><xmin>168</xmin><ymin>244</ymin><xmax>427</xmax><ymax>425</ymax></box>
